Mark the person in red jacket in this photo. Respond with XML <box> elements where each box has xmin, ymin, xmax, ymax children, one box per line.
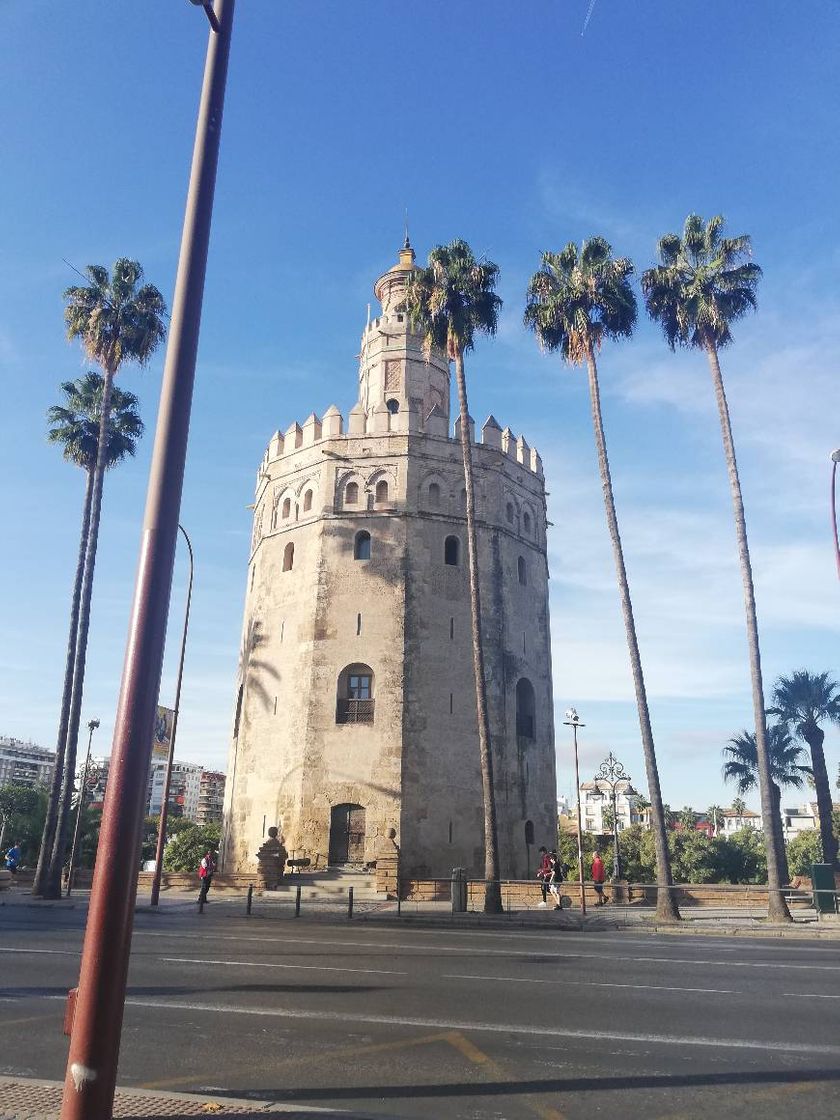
<box><xmin>591</xmin><ymin>850</ymin><xmax>606</xmax><ymax>906</ymax></box>
<box><xmin>536</xmin><ymin>846</ymin><xmax>553</xmax><ymax>907</ymax></box>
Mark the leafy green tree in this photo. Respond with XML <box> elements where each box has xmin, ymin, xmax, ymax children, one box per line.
<box><xmin>641</xmin><ymin>215</ymin><xmax>788</xmax><ymax>922</ymax></box>
<box><xmin>617</xmin><ymin>824</ymin><xmax>657</xmax><ymax>882</ymax></box>
<box><xmin>769</xmin><ymin>670</ymin><xmax>840</xmax><ymax>868</ymax></box>
<box><xmin>162</xmin><ymin>823</ymin><xmax>222</xmax><ymax>873</ymax></box>
<box><xmin>678</xmin><ymin>807</ymin><xmax>698</xmax><ymax>831</ymax></box>
<box><xmin>786</xmin><ymin>830</ymin><xmax>824</xmax><ymax>878</ymax></box>
<box><xmin>36</xmin><ymin>264</ymin><xmax>165</xmax><ymax>900</ymax></box>
<box><xmin>34</xmin><ymin>374</ymin><xmax>144</xmax><ymax>898</ymax></box>
<box><xmin>404</xmin><ymin>239</ymin><xmax>503</xmax><ymax>914</ymax></box>
<box><xmin>1</xmin><ymin>784</ymin><xmax>41</xmax><ymax>851</ymax></box>
<box><xmin>723</xmin><ymin>724</ymin><xmax>809</xmax><ymax>885</ymax></box>
<box><xmin>524</xmin><ymin>239</ymin><xmax>678</xmax><ymax>923</ymax></box>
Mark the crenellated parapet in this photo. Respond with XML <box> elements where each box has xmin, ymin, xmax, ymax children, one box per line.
<box><xmin>255</xmin><ymin>407</ymin><xmax>543</xmax><ymax>491</ymax></box>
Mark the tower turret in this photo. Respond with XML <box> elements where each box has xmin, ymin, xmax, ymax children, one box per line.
<box><xmin>358</xmin><ymin>240</ymin><xmax>451</xmax><ymax>426</ymax></box>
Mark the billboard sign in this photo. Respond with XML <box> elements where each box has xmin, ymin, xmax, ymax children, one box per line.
<box><xmin>152</xmin><ymin>705</ymin><xmax>175</xmax><ymax>762</ymax></box>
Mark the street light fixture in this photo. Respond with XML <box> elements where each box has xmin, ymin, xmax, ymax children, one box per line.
<box><xmin>65</xmin><ymin>719</ymin><xmax>99</xmax><ymax>898</ymax></box>
<box><xmin>150</xmin><ymin>524</ymin><xmax>194</xmax><ymax>907</ymax></box>
<box><xmin>562</xmin><ymin>708</ymin><xmax>586</xmax><ymax>915</ymax></box>
<box><xmin>60</xmin><ymin>4</ymin><xmax>235</xmax><ymax>1117</ymax></box>
<box><xmin>831</xmin><ymin>450</ymin><xmax>840</xmax><ymax>580</ymax></box>
<box><xmin>593</xmin><ymin>751</ymin><xmax>631</xmax><ymax>883</ymax></box>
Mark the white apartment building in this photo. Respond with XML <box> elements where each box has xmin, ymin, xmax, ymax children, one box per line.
<box><xmin>781</xmin><ymin>803</ymin><xmax>819</xmax><ymax>841</ymax></box>
<box><xmin>720</xmin><ymin>807</ymin><xmax>763</xmax><ymax>834</ymax></box>
<box><xmin>0</xmin><ymin>737</ymin><xmax>55</xmax><ymax>788</ymax></box>
<box><xmin>579</xmin><ymin>782</ymin><xmax>645</xmax><ymax>834</ymax></box>
<box><xmin>147</xmin><ymin>760</ymin><xmax>203</xmax><ymax>821</ymax></box>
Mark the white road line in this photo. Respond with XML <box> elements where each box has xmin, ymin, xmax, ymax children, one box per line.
<box><xmin>116</xmin><ymin>996</ymin><xmax>840</xmax><ymax>1056</ymax></box>
<box><xmin>784</xmin><ymin>992</ymin><xmax>840</xmax><ymax>999</ymax></box>
<box><xmin>0</xmin><ymin>947</ymin><xmax>77</xmax><ymax>956</ymax></box>
<box><xmin>160</xmin><ymin>956</ymin><xmax>406</xmax><ymax>977</ymax></box>
<box><xmin>443</xmin><ymin>973</ymin><xmax>734</xmax><ymax>994</ymax></box>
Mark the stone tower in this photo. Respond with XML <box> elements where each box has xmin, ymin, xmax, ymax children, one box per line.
<box><xmin>222</xmin><ymin>242</ymin><xmax>556</xmax><ymax>879</ymax></box>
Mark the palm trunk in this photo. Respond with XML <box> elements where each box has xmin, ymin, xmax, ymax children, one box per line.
<box><xmin>45</xmin><ymin>365</ymin><xmax>116</xmax><ymax>897</ymax></box>
<box><xmin>32</xmin><ymin>468</ymin><xmax>94</xmax><ymax>897</ymax></box>
<box><xmin>453</xmin><ymin>350</ymin><xmax>502</xmax><ymax>913</ymax></box>
<box><xmin>584</xmin><ymin>347</ymin><xmax>679</xmax><ymax>922</ymax></box>
<box><xmin>771</xmin><ymin>782</ymin><xmax>790</xmax><ymax>886</ymax></box>
<box><xmin>803</xmin><ymin>726</ymin><xmax>837</xmax><ymax>867</ymax></box>
<box><xmin>704</xmin><ymin>339</ymin><xmax>790</xmax><ymax>921</ymax></box>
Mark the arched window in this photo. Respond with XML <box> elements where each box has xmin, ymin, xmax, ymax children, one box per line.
<box><xmin>303</xmin><ymin>490</ymin><xmax>313</xmax><ymax>512</ymax></box>
<box><xmin>444</xmin><ymin>535</ymin><xmax>460</xmax><ymax>566</ymax></box>
<box><xmin>354</xmin><ymin>530</ymin><xmax>371</xmax><ymax>560</ymax></box>
<box><xmin>386</xmin><ymin>398</ymin><xmax>400</xmax><ymax>414</ymax></box>
<box><xmin>282</xmin><ymin>497</ymin><xmax>291</xmax><ymax>519</ymax></box>
<box><xmin>516</xmin><ymin>678</ymin><xmax>536</xmax><ymax>739</ymax></box>
<box><xmin>428</xmin><ymin>482</ymin><xmax>440</xmax><ymax>509</ymax></box>
<box><xmin>375</xmin><ymin>479</ymin><xmax>389</xmax><ymax>503</ymax></box>
<box><xmin>523</xmin><ymin>511</ymin><xmax>532</xmax><ymax>535</ymax></box>
<box><xmin>524</xmin><ymin>819</ymin><xmax>535</xmax><ymax>845</ymax></box>
<box><xmin>336</xmin><ymin>663</ymin><xmax>375</xmax><ymax>723</ymax></box>
<box><xmin>282</xmin><ymin>542</ymin><xmax>294</xmax><ymax>572</ymax></box>
<box><xmin>345</xmin><ymin>481</ymin><xmax>359</xmax><ymax>505</ymax></box>
<box><xmin>506</xmin><ymin>501</ymin><xmax>514</xmax><ymax>524</ymax></box>
<box><xmin>517</xmin><ymin>556</ymin><xmax>527</xmax><ymax>585</ymax></box>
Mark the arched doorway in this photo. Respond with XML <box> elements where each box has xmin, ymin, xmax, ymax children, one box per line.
<box><xmin>329</xmin><ymin>803</ymin><xmax>366</xmax><ymax>865</ymax></box>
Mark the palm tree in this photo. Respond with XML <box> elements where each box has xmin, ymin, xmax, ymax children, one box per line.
<box><xmin>403</xmin><ymin>239</ymin><xmax>504</xmax><ymax>913</ymax></box>
<box><xmin>706</xmin><ymin>805</ymin><xmax>724</xmax><ymax>835</ymax></box>
<box><xmin>641</xmin><ymin>214</ymin><xmax>790</xmax><ymax>922</ymax></box>
<box><xmin>38</xmin><ymin>261</ymin><xmax>165</xmax><ymax>897</ymax></box>
<box><xmin>769</xmin><ymin>670</ymin><xmax>840</xmax><ymax>867</ymax></box>
<box><xmin>723</xmin><ymin>724</ymin><xmax>810</xmax><ymax>885</ymax></box>
<box><xmin>33</xmin><ymin>374</ymin><xmax>145</xmax><ymax>897</ymax></box>
<box><xmin>678</xmin><ymin>807</ymin><xmax>698</xmax><ymax>831</ymax></box>
<box><xmin>524</xmin><ymin>239</ymin><xmax>679</xmax><ymax>922</ymax></box>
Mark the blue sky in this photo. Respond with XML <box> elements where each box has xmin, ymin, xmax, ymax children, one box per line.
<box><xmin>1</xmin><ymin>1</ymin><xmax>838</xmax><ymax>813</ymax></box>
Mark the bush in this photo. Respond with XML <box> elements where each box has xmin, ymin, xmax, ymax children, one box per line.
<box><xmin>161</xmin><ymin>823</ymin><xmax>221</xmax><ymax>873</ymax></box>
<box><xmin>787</xmin><ymin>829</ymin><xmax>824</xmax><ymax>877</ymax></box>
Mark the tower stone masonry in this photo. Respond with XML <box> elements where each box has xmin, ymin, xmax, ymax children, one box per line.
<box><xmin>222</xmin><ymin>242</ymin><xmax>557</xmax><ymax>879</ymax></box>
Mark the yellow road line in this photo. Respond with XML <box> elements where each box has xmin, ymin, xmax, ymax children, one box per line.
<box><xmin>444</xmin><ymin>1030</ymin><xmax>567</xmax><ymax>1120</ymax></box>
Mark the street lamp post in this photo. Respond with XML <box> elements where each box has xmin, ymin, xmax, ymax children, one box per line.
<box><xmin>594</xmin><ymin>751</ymin><xmax>631</xmax><ymax>883</ymax></box>
<box><xmin>60</xmin><ymin>4</ymin><xmax>234</xmax><ymax>1118</ymax></box>
<box><xmin>562</xmin><ymin>708</ymin><xmax>587</xmax><ymax>915</ymax></box>
<box><xmin>150</xmin><ymin>524</ymin><xmax>194</xmax><ymax>907</ymax></box>
<box><xmin>831</xmin><ymin>450</ymin><xmax>840</xmax><ymax>580</ymax></box>
<box><xmin>65</xmin><ymin>719</ymin><xmax>99</xmax><ymax>897</ymax></box>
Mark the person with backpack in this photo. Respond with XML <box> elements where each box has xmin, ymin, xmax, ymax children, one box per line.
<box><xmin>536</xmin><ymin>846</ymin><xmax>553</xmax><ymax>907</ymax></box>
<box><xmin>4</xmin><ymin>842</ymin><xmax>22</xmax><ymax>874</ymax></box>
<box><xmin>198</xmin><ymin>850</ymin><xmax>216</xmax><ymax>905</ymax></box>
<box><xmin>548</xmin><ymin>850</ymin><xmax>566</xmax><ymax>910</ymax></box>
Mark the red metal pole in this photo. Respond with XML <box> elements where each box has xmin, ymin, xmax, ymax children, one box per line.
<box><xmin>60</xmin><ymin>5</ymin><xmax>234</xmax><ymax>1116</ymax></box>
<box><xmin>150</xmin><ymin>525</ymin><xmax>194</xmax><ymax>907</ymax></box>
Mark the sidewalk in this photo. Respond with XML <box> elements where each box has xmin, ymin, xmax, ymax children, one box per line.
<box><xmin>0</xmin><ymin>1077</ymin><xmax>380</xmax><ymax>1120</ymax></box>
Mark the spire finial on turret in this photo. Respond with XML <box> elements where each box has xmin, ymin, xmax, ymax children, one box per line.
<box><xmin>404</xmin><ymin>208</ymin><xmax>411</xmax><ymax>250</ymax></box>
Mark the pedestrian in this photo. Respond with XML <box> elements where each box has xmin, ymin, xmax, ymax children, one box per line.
<box><xmin>198</xmin><ymin>849</ymin><xmax>216</xmax><ymax>905</ymax></box>
<box><xmin>536</xmin><ymin>845</ymin><xmax>553</xmax><ymax>907</ymax></box>
<box><xmin>591</xmin><ymin>849</ymin><xmax>606</xmax><ymax>905</ymax></box>
<box><xmin>548</xmin><ymin>850</ymin><xmax>566</xmax><ymax>910</ymax></box>
<box><xmin>4</xmin><ymin>842</ymin><xmax>22</xmax><ymax>874</ymax></box>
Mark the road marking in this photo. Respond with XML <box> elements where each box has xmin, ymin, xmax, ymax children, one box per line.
<box><xmin>160</xmin><ymin>956</ymin><xmax>406</xmax><ymax>977</ymax></box>
<box><xmin>444</xmin><ymin>1031</ymin><xmax>568</xmax><ymax>1120</ymax></box>
<box><xmin>0</xmin><ymin>947</ymin><xmax>76</xmax><ymax>956</ymax></box>
<box><xmin>783</xmin><ymin>992</ymin><xmax>840</xmax><ymax>999</ymax></box>
<box><xmin>116</xmin><ymin>996</ymin><xmax>840</xmax><ymax>1056</ymax></box>
<box><xmin>443</xmin><ymin>973</ymin><xmax>735</xmax><ymax>995</ymax></box>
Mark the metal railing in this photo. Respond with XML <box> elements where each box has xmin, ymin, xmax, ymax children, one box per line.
<box><xmin>335</xmin><ymin>698</ymin><xmax>375</xmax><ymax>724</ymax></box>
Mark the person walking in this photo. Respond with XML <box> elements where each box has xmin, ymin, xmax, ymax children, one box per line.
<box><xmin>198</xmin><ymin>849</ymin><xmax>216</xmax><ymax>905</ymax></box>
<box><xmin>591</xmin><ymin>849</ymin><xmax>606</xmax><ymax>906</ymax></box>
<box><xmin>548</xmin><ymin>850</ymin><xmax>566</xmax><ymax>910</ymax></box>
<box><xmin>536</xmin><ymin>845</ymin><xmax>553</xmax><ymax>907</ymax></box>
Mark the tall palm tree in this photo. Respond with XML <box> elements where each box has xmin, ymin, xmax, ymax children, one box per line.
<box><xmin>403</xmin><ymin>239</ymin><xmax>504</xmax><ymax>913</ymax></box>
<box><xmin>706</xmin><ymin>805</ymin><xmax>724</xmax><ymax>835</ymax></box>
<box><xmin>723</xmin><ymin>724</ymin><xmax>810</xmax><ymax>885</ymax></box>
<box><xmin>641</xmin><ymin>214</ymin><xmax>790</xmax><ymax>922</ymax></box>
<box><xmin>731</xmin><ymin>797</ymin><xmax>747</xmax><ymax>818</ymax></box>
<box><xmin>524</xmin><ymin>239</ymin><xmax>679</xmax><ymax>922</ymax></box>
<box><xmin>33</xmin><ymin>374</ymin><xmax>145</xmax><ymax>897</ymax></box>
<box><xmin>769</xmin><ymin>670</ymin><xmax>840</xmax><ymax>867</ymax></box>
<box><xmin>39</xmin><ymin>261</ymin><xmax>165</xmax><ymax>897</ymax></box>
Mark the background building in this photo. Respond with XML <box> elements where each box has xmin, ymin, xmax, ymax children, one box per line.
<box><xmin>147</xmin><ymin>760</ymin><xmax>203</xmax><ymax>821</ymax></box>
<box><xmin>223</xmin><ymin>242</ymin><xmax>557</xmax><ymax>879</ymax></box>
<box><xmin>196</xmin><ymin>770</ymin><xmax>226</xmax><ymax>825</ymax></box>
<box><xmin>0</xmin><ymin>737</ymin><xmax>55</xmax><ymax>788</ymax></box>
<box><xmin>579</xmin><ymin>781</ymin><xmax>646</xmax><ymax>834</ymax></box>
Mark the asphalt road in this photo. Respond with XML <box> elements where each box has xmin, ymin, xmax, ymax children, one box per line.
<box><xmin>1</xmin><ymin>898</ymin><xmax>839</xmax><ymax>1119</ymax></box>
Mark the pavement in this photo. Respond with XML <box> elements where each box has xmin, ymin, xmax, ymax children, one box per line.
<box><xmin>2</xmin><ymin>890</ymin><xmax>840</xmax><ymax>1119</ymax></box>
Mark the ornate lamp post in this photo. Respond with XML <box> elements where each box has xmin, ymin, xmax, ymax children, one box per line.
<box><xmin>563</xmin><ymin>708</ymin><xmax>586</xmax><ymax>914</ymax></box>
<box><xmin>594</xmin><ymin>751</ymin><xmax>631</xmax><ymax>882</ymax></box>
<box><xmin>65</xmin><ymin>718</ymin><xmax>99</xmax><ymax>897</ymax></box>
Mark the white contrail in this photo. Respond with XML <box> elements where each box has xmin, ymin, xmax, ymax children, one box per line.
<box><xmin>582</xmin><ymin>0</ymin><xmax>597</xmax><ymax>36</ymax></box>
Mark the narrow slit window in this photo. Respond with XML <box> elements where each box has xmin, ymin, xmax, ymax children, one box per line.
<box><xmin>449</xmin><ymin>692</ymin><xmax>454</xmax><ymax>714</ymax></box>
<box><xmin>517</xmin><ymin>555</ymin><xmax>527</xmax><ymax>585</ymax></box>
<box><xmin>356</xmin><ymin>613</ymin><xmax>362</xmax><ymax>635</ymax></box>
<box><xmin>444</xmin><ymin>535</ymin><xmax>459</xmax><ymax>566</ymax></box>
<box><xmin>354</xmin><ymin>530</ymin><xmax>371</xmax><ymax>560</ymax></box>
<box><xmin>283</xmin><ymin>542</ymin><xmax>294</xmax><ymax>572</ymax></box>
<box><xmin>449</xmin><ymin>617</ymin><xmax>454</xmax><ymax>640</ymax></box>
